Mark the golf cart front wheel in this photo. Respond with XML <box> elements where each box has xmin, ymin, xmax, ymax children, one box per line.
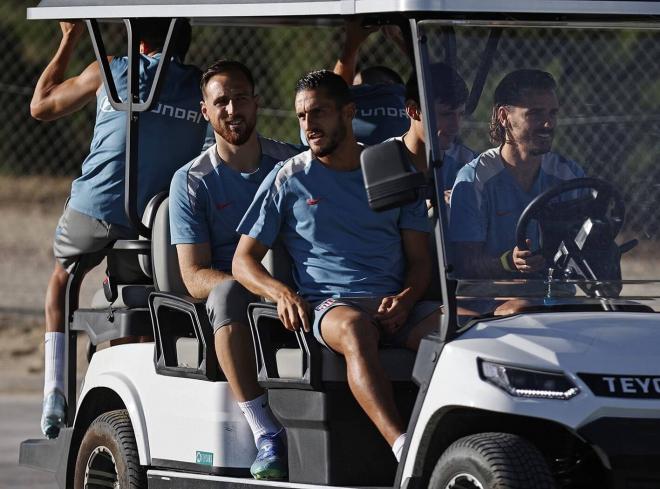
<box><xmin>73</xmin><ymin>409</ymin><xmax>146</xmax><ymax>489</ymax></box>
<box><xmin>429</xmin><ymin>432</ymin><xmax>556</xmax><ymax>489</ymax></box>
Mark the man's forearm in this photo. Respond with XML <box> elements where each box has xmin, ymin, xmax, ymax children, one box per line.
<box><xmin>399</xmin><ymin>262</ymin><xmax>431</xmax><ymax>304</ymax></box>
<box><xmin>183</xmin><ymin>267</ymin><xmax>233</xmax><ymax>300</ymax></box>
<box><xmin>233</xmin><ymin>256</ymin><xmax>294</xmax><ymax>303</ymax></box>
<box><xmin>31</xmin><ymin>34</ymin><xmax>78</xmax><ymax>118</ymax></box>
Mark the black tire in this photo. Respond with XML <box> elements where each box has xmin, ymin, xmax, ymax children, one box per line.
<box><xmin>73</xmin><ymin>409</ymin><xmax>146</xmax><ymax>489</ymax></box>
<box><xmin>429</xmin><ymin>432</ymin><xmax>556</xmax><ymax>489</ymax></box>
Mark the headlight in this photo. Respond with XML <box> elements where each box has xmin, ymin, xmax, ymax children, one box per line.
<box><xmin>479</xmin><ymin>359</ymin><xmax>580</xmax><ymax>400</ymax></box>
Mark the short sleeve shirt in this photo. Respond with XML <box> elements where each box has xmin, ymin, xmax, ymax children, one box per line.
<box><xmin>169</xmin><ymin>136</ymin><xmax>301</xmax><ymax>272</ymax></box>
<box><xmin>449</xmin><ymin>147</ymin><xmax>585</xmax><ymax>257</ymax></box>
<box><xmin>237</xmin><ymin>150</ymin><xmax>430</xmax><ymax>301</ymax></box>
<box><xmin>441</xmin><ymin>141</ymin><xmax>477</xmax><ymax>191</ymax></box>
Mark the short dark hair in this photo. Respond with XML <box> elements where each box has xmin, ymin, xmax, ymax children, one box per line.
<box><xmin>489</xmin><ymin>69</ymin><xmax>557</xmax><ymax>144</ymax></box>
<box><xmin>357</xmin><ymin>66</ymin><xmax>403</xmax><ymax>85</ymax></box>
<box><xmin>200</xmin><ymin>60</ymin><xmax>255</xmax><ymax>95</ymax></box>
<box><xmin>295</xmin><ymin>70</ymin><xmax>352</xmax><ymax>108</ymax></box>
<box><xmin>136</xmin><ymin>18</ymin><xmax>192</xmax><ymax>59</ymax></box>
<box><xmin>405</xmin><ymin>62</ymin><xmax>468</xmax><ymax>109</ymax></box>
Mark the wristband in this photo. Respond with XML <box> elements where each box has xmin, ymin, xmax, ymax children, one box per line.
<box><xmin>500</xmin><ymin>250</ymin><xmax>513</xmax><ymax>272</ymax></box>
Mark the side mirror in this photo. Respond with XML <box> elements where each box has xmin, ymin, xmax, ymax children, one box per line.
<box><xmin>360</xmin><ymin>139</ymin><xmax>427</xmax><ymax>212</ymax></box>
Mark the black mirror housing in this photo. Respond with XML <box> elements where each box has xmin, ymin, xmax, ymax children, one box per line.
<box><xmin>360</xmin><ymin>139</ymin><xmax>427</xmax><ymax>212</ymax></box>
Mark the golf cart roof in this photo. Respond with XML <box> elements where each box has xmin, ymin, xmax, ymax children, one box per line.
<box><xmin>27</xmin><ymin>0</ymin><xmax>660</xmax><ymax>20</ymax></box>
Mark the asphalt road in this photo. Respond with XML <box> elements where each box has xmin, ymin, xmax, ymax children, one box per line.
<box><xmin>1</xmin><ymin>394</ymin><xmax>58</xmax><ymax>489</ymax></box>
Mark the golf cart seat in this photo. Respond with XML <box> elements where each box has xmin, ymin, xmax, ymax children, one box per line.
<box><xmin>70</xmin><ymin>193</ymin><xmax>166</xmax><ymax>346</ymax></box>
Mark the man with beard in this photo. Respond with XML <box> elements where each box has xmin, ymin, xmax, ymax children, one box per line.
<box><xmin>449</xmin><ymin>69</ymin><xmax>584</xmax><ymax>278</ymax></box>
<box><xmin>168</xmin><ymin>60</ymin><xmax>300</xmax><ymax>480</ymax></box>
<box><xmin>233</xmin><ymin>70</ymin><xmax>442</xmax><ymax>463</ymax></box>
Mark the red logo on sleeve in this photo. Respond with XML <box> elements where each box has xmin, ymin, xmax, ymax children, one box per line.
<box><xmin>306</xmin><ymin>197</ymin><xmax>321</xmax><ymax>205</ymax></box>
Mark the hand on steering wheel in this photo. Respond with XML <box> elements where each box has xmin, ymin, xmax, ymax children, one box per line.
<box><xmin>512</xmin><ymin>239</ymin><xmax>546</xmax><ymax>273</ymax></box>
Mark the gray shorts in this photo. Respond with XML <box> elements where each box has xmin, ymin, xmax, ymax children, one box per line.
<box><xmin>311</xmin><ymin>297</ymin><xmax>441</xmax><ymax>351</ymax></box>
<box><xmin>206</xmin><ymin>280</ymin><xmax>258</xmax><ymax>333</ymax></box>
<box><xmin>53</xmin><ymin>203</ymin><xmax>142</xmax><ymax>280</ymax></box>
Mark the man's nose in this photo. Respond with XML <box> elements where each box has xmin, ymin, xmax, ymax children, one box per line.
<box><xmin>225</xmin><ymin>99</ymin><xmax>235</xmax><ymax>115</ymax></box>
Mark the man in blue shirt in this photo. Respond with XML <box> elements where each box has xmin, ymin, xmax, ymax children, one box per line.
<box><xmin>401</xmin><ymin>64</ymin><xmax>475</xmax><ymax>204</ymax></box>
<box><xmin>449</xmin><ymin>69</ymin><xmax>584</xmax><ymax>279</ymax></box>
<box><xmin>233</xmin><ymin>70</ymin><xmax>441</xmax><ymax>464</ymax></box>
<box><xmin>30</xmin><ymin>19</ymin><xmax>206</xmax><ymax>439</ymax></box>
<box><xmin>169</xmin><ymin>60</ymin><xmax>300</xmax><ymax>480</ymax></box>
<box><xmin>331</xmin><ymin>18</ymin><xmax>409</xmax><ymax>145</ymax></box>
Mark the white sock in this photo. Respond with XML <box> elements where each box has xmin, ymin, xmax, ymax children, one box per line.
<box><xmin>238</xmin><ymin>393</ymin><xmax>282</xmax><ymax>444</ymax></box>
<box><xmin>44</xmin><ymin>332</ymin><xmax>65</xmax><ymax>397</ymax></box>
<box><xmin>392</xmin><ymin>433</ymin><xmax>407</xmax><ymax>462</ymax></box>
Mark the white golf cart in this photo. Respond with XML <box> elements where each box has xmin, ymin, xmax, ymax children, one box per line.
<box><xmin>20</xmin><ymin>1</ymin><xmax>660</xmax><ymax>488</ymax></box>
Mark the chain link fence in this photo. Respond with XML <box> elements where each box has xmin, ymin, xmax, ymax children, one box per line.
<box><xmin>0</xmin><ymin>5</ymin><xmax>658</xmax><ymax>314</ymax></box>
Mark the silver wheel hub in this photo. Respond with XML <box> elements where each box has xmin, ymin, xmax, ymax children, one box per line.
<box><xmin>446</xmin><ymin>472</ymin><xmax>484</xmax><ymax>489</ymax></box>
<box><xmin>84</xmin><ymin>445</ymin><xmax>119</xmax><ymax>489</ymax></box>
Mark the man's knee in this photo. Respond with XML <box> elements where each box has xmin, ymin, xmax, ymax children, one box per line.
<box><xmin>206</xmin><ymin>280</ymin><xmax>256</xmax><ymax>333</ymax></box>
<box><xmin>328</xmin><ymin>309</ymin><xmax>379</xmax><ymax>353</ymax></box>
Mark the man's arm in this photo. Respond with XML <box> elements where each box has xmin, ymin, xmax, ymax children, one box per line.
<box><xmin>375</xmin><ymin>229</ymin><xmax>432</xmax><ymax>331</ymax></box>
<box><xmin>30</xmin><ymin>21</ymin><xmax>103</xmax><ymax>121</ymax></box>
<box><xmin>333</xmin><ymin>18</ymin><xmax>378</xmax><ymax>84</ymax></box>
<box><xmin>455</xmin><ymin>241</ymin><xmax>545</xmax><ymax>279</ymax></box>
<box><xmin>177</xmin><ymin>242</ymin><xmax>232</xmax><ymax>300</ymax></box>
<box><xmin>233</xmin><ymin>235</ymin><xmax>310</xmax><ymax>332</ymax></box>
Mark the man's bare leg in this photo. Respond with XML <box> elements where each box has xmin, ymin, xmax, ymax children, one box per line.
<box><xmin>320</xmin><ymin>306</ymin><xmax>404</xmax><ymax>446</ymax></box>
<box><xmin>41</xmin><ymin>261</ymin><xmax>70</xmax><ymax>438</ymax></box>
<box><xmin>214</xmin><ymin>322</ymin><xmax>262</xmax><ymax>401</ymax></box>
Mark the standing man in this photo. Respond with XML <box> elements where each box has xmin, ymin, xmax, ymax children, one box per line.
<box><xmin>30</xmin><ymin>19</ymin><xmax>206</xmax><ymax>438</ymax></box>
<box><xmin>401</xmin><ymin>63</ymin><xmax>474</xmax><ymax>204</ymax></box>
<box><xmin>169</xmin><ymin>60</ymin><xmax>301</xmax><ymax>480</ymax></box>
<box><xmin>331</xmin><ymin>18</ymin><xmax>410</xmax><ymax>145</ymax></box>
<box><xmin>449</xmin><ymin>69</ymin><xmax>584</xmax><ymax>279</ymax></box>
<box><xmin>233</xmin><ymin>70</ymin><xmax>442</xmax><ymax>463</ymax></box>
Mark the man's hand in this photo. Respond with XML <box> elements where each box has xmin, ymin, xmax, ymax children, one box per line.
<box><xmin>60</xmin><ymin>21</ymin><xmax>85</xmax><ymax>42</ymax></box>
<box><xmin>512</xmin><ymin>239</ymin><xmax>546</xmax><ymax>273</ymax></box>
<box><xmin>374</xmin><ymin>294</ymin><xmax>414</xmax><ymax>334</ymax></box>
<box><xmin>344</xmin><ymin>17</ymin><xmax>379</xmax><ymax>49</ymax></box>
<box><xmin>276</xmin><ymin>289</ymin><xmax>310</xmax><ymax>332</ymax></box>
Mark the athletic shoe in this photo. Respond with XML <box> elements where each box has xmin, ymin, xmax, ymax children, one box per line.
<box><xmin>250</xmin><ymin>429</ymin><xmax>288</xmax><ymax>480</ymax></box>
<box><xmin>40</xmin><ymin>390</ymin><xmax>66</xmax><ymax>439</ymax></box>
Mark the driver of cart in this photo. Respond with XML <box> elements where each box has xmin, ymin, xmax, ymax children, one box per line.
<box><xmin>30</xmin><ymin>19</ymin><xmax>206</xmax><ymax>440</ymax></box>
<box><xmin>233</xmin><ymin>69</ymin><xmax>443</xmax><ymax>465</ymax></box>
<box><xmin>400</xmin><ymin>63</ymin><xmax>475</xmax><ymax>205</ymax></box>
<box><xmin>169</xmin><ymin>59</ymin><xmax>301</xmax><ymax>481</ymax></box>
<box><xmin>449</xmin><ymin>69</ymin><xmax>585</xmax><ymax>281</ymax></box>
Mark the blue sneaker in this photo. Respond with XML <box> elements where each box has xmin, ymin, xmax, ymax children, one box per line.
<box><xmin>250</xmin><ymin>429</ymin><xmax>288</xmax><ymax>480</ymax></box>
<box><xmin>40</xmin><ymin>390</ymin><xmax>66</xmax><ymax>439</ymax></box>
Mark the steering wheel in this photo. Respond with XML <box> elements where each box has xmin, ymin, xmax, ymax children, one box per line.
<box><xmin>515</xmin><ymin>177</ymin><xmax>625</xmax><ymax>259</ymax></box>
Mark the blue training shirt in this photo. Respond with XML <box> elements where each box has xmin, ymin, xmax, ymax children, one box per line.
<box><xmin>169</xmin><ymin>136</ymin><xmax>301</xmax><ymax>272</ymax></box>
<box><xmin>300</xmin><ymin>83</ymin><xmax>408</xmax><ymax>146</ymax></box>
<box><xmin>449</xmin><ymin>146</ymin><xmax>585</xmax><ymax>258</ymax></box>
<box><xmin>69</xmin><ymin>54</ymin><xmax>207</xmax><ymax>228</ymax></box>
<box><xmin>237</xmin><ymin>149</ymin><xmax>430</xmax><ymax>301</ymax></box>
<box><xmin>442</xmin><ymin>141</ymin><xmax>476</xmax><ymax>191</ymax></box>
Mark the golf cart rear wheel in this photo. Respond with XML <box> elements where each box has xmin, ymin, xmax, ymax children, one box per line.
<box><xmin>429</xmin><ymin>432</ymin><xmax>556</xmax><ymax>489</ymax></box>
<box><xmin>73</xmin><ymin>409</ymin><xmax>146</xmax><ymax>489</ymax></box>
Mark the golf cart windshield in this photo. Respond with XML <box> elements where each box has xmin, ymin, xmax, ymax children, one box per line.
<box><xmin>418</xmin><ymin>20</ymin><xmax>660</xmax><ymax>316</ymax></box>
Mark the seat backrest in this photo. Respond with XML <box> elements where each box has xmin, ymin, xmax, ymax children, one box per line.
<box><xmin>151</xmin><ymin>197</ymin><xmax>296</xmax><ymax>295</ymax></box>
<box><xmin>151</xmin><ymin>197</ymin><xmax>189</xmax><ymax>294</ymax></box>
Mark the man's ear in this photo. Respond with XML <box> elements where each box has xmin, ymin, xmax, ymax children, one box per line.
<box><xmin>253</xmin><ymin>94</ymin><xmax>262</xmax><ymax>107</ymax></box>
<box><xmin>497</xmin><ymin>105</ymin><xmax>508</xmax><ymax>129</ymax></box>
<box><xmin>200</xmin><ymin>100</ymin><xmax>210</xmax><ymax>122</ymax></box>
<box><xmin>405</xmin><ymin>100</ymin><xmax>421</xmax><ymax>121</ymax></box>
